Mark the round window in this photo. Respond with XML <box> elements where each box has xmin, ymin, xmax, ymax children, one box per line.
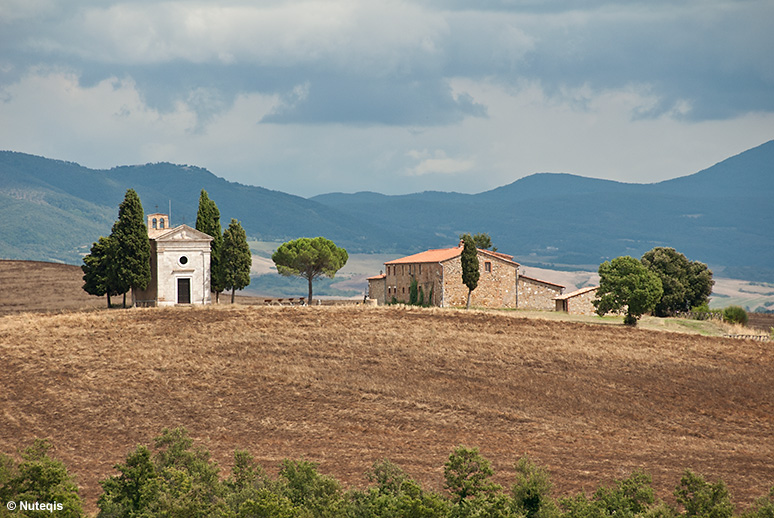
<box><xmin>179</xmin><ymin>255</ymin><xmax>189</xmax><ymax>266</ymax></box>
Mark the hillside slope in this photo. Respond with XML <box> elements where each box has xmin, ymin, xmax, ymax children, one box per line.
<box><xmin>1</xmin><ymin>305</ymin><xmax>772</xmax><ymax>514</ymax></box>
<box><xmin>312</xmin><ymin>141</ymin><xmax>774</xmax><ymax>277</ymax></box>
<box><xmin>1</xmin><ymin>141</ymin><xmax>772</xmax><ymax>278</ymax></box>
<box><xmin>0</xmin><ymin>152</ymin><xmax>400</xmax><ymax>262</ymax></box>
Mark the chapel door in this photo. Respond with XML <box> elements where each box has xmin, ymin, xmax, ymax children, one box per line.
<box><xmin>177</xmin><ymin>278</ymin><xmax>191</xmax><ymax>304</ymax></box>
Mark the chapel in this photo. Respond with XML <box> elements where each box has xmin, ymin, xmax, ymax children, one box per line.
<box><xmin>134</xmin><ymin>213</ymin><xmax>213</xmax><ymax>306</ymax></box>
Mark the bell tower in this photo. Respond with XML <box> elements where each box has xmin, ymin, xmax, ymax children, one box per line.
<box><xmin>147</xmin><ymin>213</ymin><xmax>170</xmax><ymax>233</ymax></box>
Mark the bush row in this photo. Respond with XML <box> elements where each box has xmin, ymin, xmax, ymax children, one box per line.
<box><xmin>2</xmin><ymin>428</ymin><xmax>773</xmax><ymax>518</ymax></box>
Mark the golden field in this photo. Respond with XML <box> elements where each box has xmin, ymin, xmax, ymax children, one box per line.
<box><xmin>1</xmin><ymin>302</ymin><xmax>772</xmax><ymax>514</ymax></box>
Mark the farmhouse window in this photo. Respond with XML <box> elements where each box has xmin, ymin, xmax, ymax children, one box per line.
<box><xmin>419</xmin><ymin>264</ymin><xmax>422</xmax><ymax>274</ymax></box>
<box><xmin>152</xmin><ymin>218</ymin><xmax>157</xmax><ymax>229</ymax></box>
<box><xmin>485</xmin><ymin>261</ymin><xmax>492</xmax><ymax>272</ymax></box>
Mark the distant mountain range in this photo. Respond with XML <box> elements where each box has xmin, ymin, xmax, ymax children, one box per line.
<box><xmin>1</xmin><ymin>141</ymin><xmax>772</xmax><ymax>280</ymax></box>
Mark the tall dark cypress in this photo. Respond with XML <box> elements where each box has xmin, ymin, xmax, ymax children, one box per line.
<box><xmin>195</xmin><ymin>190</ymin><xmax>225</xmax><ymax>302</ymax></box>
<box><xmin>461</xmin><ymin>233</ymin><xmax>480</xmax><ymax>309</ymax></box>
<box><xmin>221</xmin><ymin>219</ymin><xmax>252</xmax><ymax>303</ymax></box>
<box><xmin>110</xmin><ymin>189</ymin><xmax>151</xmax><ymax>307</ymax></box>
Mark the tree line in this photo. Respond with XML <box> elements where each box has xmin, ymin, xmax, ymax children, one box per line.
<box><xmin>593</xmin><ymin>247</ymin><xmax>715</xmax><ymax>326</ymax></box>
<box><xmin>1</xmin><ymin>428</ymin><xmax>772</xmax><ymax>518</ymax></box>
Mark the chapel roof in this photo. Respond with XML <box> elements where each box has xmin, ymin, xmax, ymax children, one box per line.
<box><xmin>149</xmin><ymin>224</ymin><xmax>213</xmax><ymax>242</ymax></box>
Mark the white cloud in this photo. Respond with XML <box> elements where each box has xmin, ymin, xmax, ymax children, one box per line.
<box><xmin>405</xmin><ymin>150</ymin><xmax>475</xmax><ymax>176</ymax></box>
<box><xmin>1</xmin><ymin>1</ymin><xmax>773</xmax><ymax>198</ymax></box>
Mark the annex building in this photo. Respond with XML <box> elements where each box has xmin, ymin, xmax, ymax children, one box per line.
<box><xmin>134</xmin><ymin>213</ymin><xmax>213</xmax><ymax>307</ymax></box>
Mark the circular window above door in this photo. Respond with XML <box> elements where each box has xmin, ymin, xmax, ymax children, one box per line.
<box><xmin>179</xmin><ymin>255</ymin><xmax>189</xmax><ymax>266</ymax></box>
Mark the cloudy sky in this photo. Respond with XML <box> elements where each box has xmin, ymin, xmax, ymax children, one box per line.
<box><xmin>2</xmin><ymin>0</ymin><xmax>772</xmax><ymax>197</ymax></box>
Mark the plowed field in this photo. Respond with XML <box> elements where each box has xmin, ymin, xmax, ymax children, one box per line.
<box><xmin>1</xmin><ymin>304</ymin><xmax>772</xmax><ymax>514</ymax></box>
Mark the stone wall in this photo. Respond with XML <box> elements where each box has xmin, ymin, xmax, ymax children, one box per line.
<box><xmin>563</xmin><ymin>288</ymin><xmax>598</xmax><ymax>315</ymax></box>
<box><xmin>442</xmin><ymin>253</ymin><xmax>517</xmax><ymax>308</ymax></box>
<box><xmin>367</xmin><ymin>276</ymin><xmax>386</xmax><ymax>305</ymax></box>
<box><xmin>517</xmin><ymin>277</ymin><xmax>563</xmax><ymax>310</ymax></box>
<box><xmin>384</xmin><ymin>262</ymin><xmax>443</xmax><ymax>306</ymax></box>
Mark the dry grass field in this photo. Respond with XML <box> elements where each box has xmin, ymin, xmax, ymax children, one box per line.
<box><xmin>1</xmin><ymin>303</ymin><xmax>772</xmax><ymax>515</ymax></box>
<box><xmin>0</xmin><ymin>260</ymin><xmax>104</xmax><ymax>315</ymax></box>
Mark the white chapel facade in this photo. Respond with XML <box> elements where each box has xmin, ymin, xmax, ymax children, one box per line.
<box><xmin>134</xmin><ymin>213</ymin><xmax>213</xmax><ymax>306</ymax></box>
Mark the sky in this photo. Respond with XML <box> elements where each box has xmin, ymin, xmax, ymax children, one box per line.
<box><xmin>1</xmin><ymin>0</ymin><xmax>773</xmax><ymax>197</ymax></box>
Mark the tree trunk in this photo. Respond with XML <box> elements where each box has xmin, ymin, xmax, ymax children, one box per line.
<box><xmin>307</xmin><ymin>276</ymin><xmax>314</xmax><ymax>306</ymax></box>
<box><xmin>122</xmin><ymin>292</ymin><xmax>127</xmax><ymax>308</ymax></box>
<box><xmin>231</xmin><ymin>287</ymin><xmax>236</xmax><ymax>304</ymax></box>
<box><xmin>106</xmin><ymin>293</ymin><xmax>112</xmax><ymax>308</ymax></box>
<box><xmin>466</xmin><ymin>289</ymin><xmax>472</xmax><ymax>309</ymax></box>
<box><xmin>215</xmin><ymin>291</ymin><xmax>220</xmax><ymax>304</ymax></box>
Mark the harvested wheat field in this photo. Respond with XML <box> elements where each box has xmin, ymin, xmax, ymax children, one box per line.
<box><xmin>0</xmin><ymin>260</ymin><xmax>104</xmax><ymax>315</ymax></box>
<box><xmin>1</xmin><ymin>304</ymin><xmax>772</xmax><ymax>514</ymax></box>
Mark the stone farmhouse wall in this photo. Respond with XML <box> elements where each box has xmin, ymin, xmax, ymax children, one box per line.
<box><xmin>384</xmin><ymin>262</ymin><xmax>443</xmax><ymax>306</ymax></box>
<box><xmin>442</xmin><ymin>254</ymin><xmax>517</xmax><ymax>308</ymax></box>
<box><xmin>380</xmin><ymin>250</ymin><xmax>518</xmax><ymax>308</ymax></box>
<box><xmin>557</xmin><ymin>287</ymin><xmax>598</xmax><ymax>315</ymax></box>
<box><xmin>367</xmin><ymin>275</ymin><xmax>386</xmax><ymax>305</ymax></box>
<box><xmin>517</xmin><ymin>276</ymin><xmax>564</xmax><ymax>311</ymax></box>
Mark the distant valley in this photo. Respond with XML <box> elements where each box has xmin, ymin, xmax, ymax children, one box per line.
<box><xmin>1</xmin><ymin>141</ymin><xmax>772</xmax><ymax>286</ymax></box>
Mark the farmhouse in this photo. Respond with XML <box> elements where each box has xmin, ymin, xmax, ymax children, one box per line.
<box><xmin>368</xmin><ymin>243</ymin><xmax>566</xmax><ymax>309</ymax></box>
<box><xmin>134</xmin><ymin>213</ymin><xmax>213</xmax><ymax>306</ymax></box>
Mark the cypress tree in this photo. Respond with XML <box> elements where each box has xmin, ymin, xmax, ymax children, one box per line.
<box><xmin>461</xmin><ymin>234</ymin><xmax>480</xmax><ymax>309</ymax></box>
<box><xmin>221</xmin><ymin>219</ymin><xmax>252</xmax><ymax>303</ymax></box>
<box><xmin>111</xmin><ymin>189</ymin><xmax>151</xmax><ymax>307</ymax></box>
<box><xmin>195</xmin><ymin>190</ymin><xmax>225</xmax><ymax>303</ymax></box>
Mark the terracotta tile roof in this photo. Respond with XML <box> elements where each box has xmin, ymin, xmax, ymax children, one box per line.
<box><xmin>385</xmin><ymin>247</ymin><xmax>463</xmax><ymax>264</ymax></box>
<box><xmin>366</xmin><ymin>274</ymin><xmax>386</xmax><ymax>280</ymax></box>
<box><xmin>554</xmin><ymin>286</ymin><xmax>598</xmax><ymax>300</ymax></box>
<box><xmin>385</xmin><ymin>246</ymin><xmax>520</xmax><ymax>266</ymax></box>
<box><xmin>519</xmin><ymin>275</ymin><xmax>565</xmax><ymax>289</ymax></box>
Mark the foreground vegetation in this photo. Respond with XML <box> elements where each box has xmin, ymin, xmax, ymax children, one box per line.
<box><xmin>2</xmin><ymin>428</ymin><xmax>773</xmax><ymax>518</ymax></box>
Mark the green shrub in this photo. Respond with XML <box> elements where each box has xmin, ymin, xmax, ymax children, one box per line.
<box><xmin>443</xmin><ymin>446</ymin><xmax>500</xmax><ymax>506</ymax></box>
<box><xmin>279</xmin><ymin>459</ymin><xmax>343</xmax><ymax>517</ymax></box>
<box><xmin>0</xmin><ymin>439</ymin><xmax>84</xmax><ymax>517</ymax></box>
<box><xmin>723</xmin><ymin>305</ymin><xmax>748</xmax><ymax>325</ymax></box>
<box><xmin>97</xmin><ymin>428</ymin><xmax>227</xmax><ymax>518</ymax></box>
<box><xmin>511</xmin><ymin>455</ymin><xmax>557</xmax><ymax>518</ymax></box>
<box><xmin>674</xmin><ymin>470</ymin><xmax>733</xmax><ymax>518</ymax></box>
<box><xmin>743</xmin><ymin>487</ymin><xmax>774</xmax><ymax>518</ymax></box>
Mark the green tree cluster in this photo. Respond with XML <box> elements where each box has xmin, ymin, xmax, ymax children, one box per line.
<box><xmin>272</xmin><ymin>237</ymin><xmax>348</xmax><ymax>305</ymax></box>
<box><xmin>5</xmin><ymin>431</ymin><xmax>773</xmax><ymax>518</ymax></box>
<box><xmin>195</xmin><ymin>191</ymin><xmax>252</xmax><ymax>304</ymax></box>
<box><xmin>82</xmin><ymin>189</ymin><xmax>150</xmax><ymax>308</ymax></box>
<box><xmin>595</xmin><ymin>256</ymin><xmax>664</xmax><ymax>325</ymax></box>
<box><xmin>0</xmin><ymin>439</ymin><xmax>84</xmax><ymax>517</ymax></box>
<box><xmin>641</xmin><ymin>247</ymin><xmax>714</xmax><ymax>317</ymax></box>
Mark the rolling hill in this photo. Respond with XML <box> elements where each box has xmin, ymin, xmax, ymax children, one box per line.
<box><xmin>1</xmin><ymin>141</ymin><xmax>772</xmax><ymax>279</ymax></box>
<box><xmin>1</xmin><ymin>303</ymin><xmax>772</xmax><ymax>514</ymax></box>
